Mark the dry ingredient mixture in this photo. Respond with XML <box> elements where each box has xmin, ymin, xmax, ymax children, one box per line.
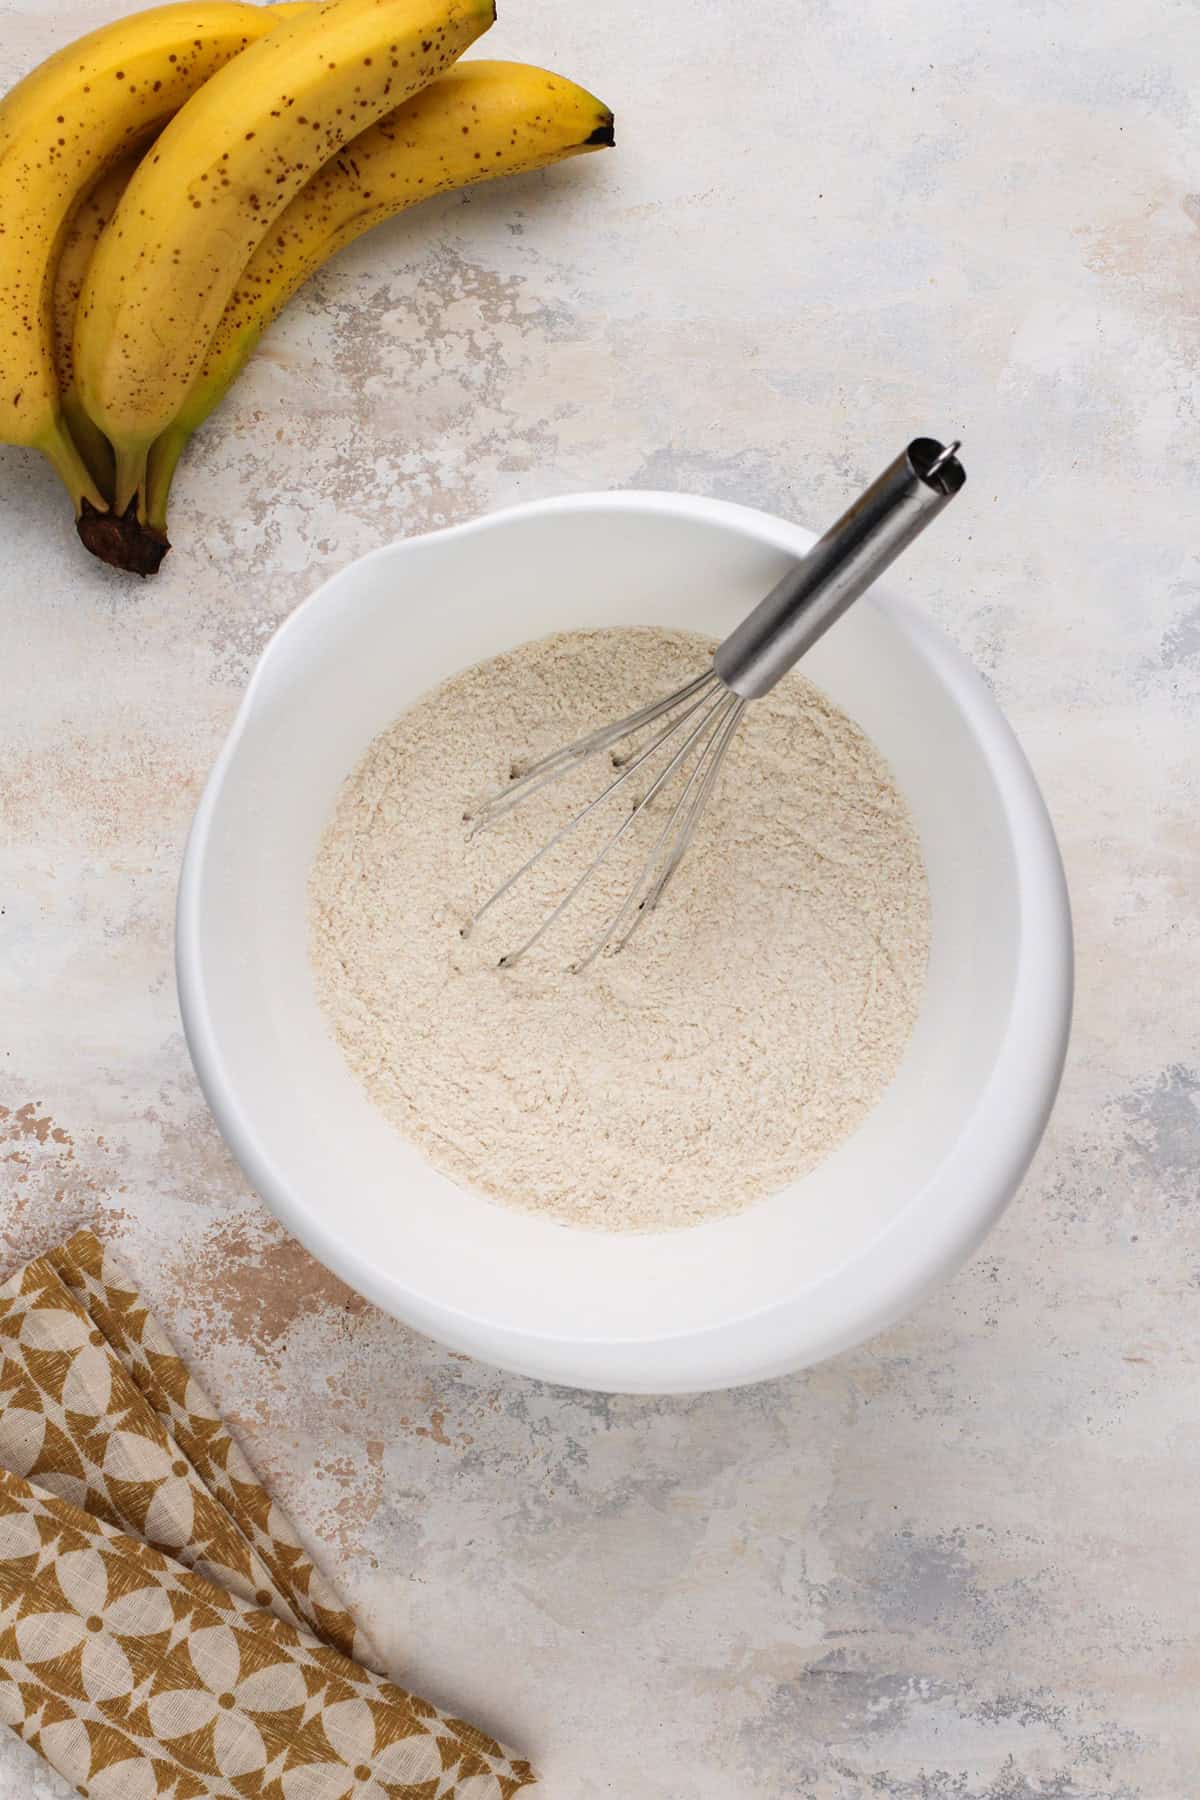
<box><xmin>309</xmin><ymin>627</ymin><xmax>929</xmax><ymax>1231</ymax></box>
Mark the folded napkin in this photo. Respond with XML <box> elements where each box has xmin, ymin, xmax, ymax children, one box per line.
<box><xmin>0</xmin><ymin>1231</ymin><xmax>533</xmax><ymax>1798</ymax></box>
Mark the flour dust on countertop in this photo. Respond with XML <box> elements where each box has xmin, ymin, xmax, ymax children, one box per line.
<box><xmin>309</xmin><ymin>627</ymin><xmax>929</xmax><ymax>1231</ymax></box>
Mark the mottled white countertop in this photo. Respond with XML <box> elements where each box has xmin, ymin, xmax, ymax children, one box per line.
<box><xmin>2</xmin><ymin>0</ymin><xmax>1197</xmax><ymax>1794</ymax></box>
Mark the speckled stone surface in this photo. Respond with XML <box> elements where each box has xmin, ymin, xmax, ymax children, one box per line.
<box><xmin>2</xmin><ymin>0</ymin><xmax>1197</xmax><ymax>1794</ymax></box>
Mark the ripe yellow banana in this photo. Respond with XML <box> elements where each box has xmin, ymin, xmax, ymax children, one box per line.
<box><xmin>75</xmin><ymin>0</ymin><xmax>495</xmax><ymax>528</ymax></box>
<box><xmin>53</xmin><ymin>147</ymin><xmax>147</xmax><ymax>497</ymax></box>
<box><xmin>143</xmin><ymin>59</ymin><xmax>613</xmax><ymax>529</ymax></box>
<box><xmin>0</xmin><ymin>1</ymin><xmax>313</xmax><ymax>532</ymax></box>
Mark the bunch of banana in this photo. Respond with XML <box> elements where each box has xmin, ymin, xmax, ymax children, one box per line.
<box><xmin>0</xmin><ymin>0</ymin><xmax>612</xmax><ymax>576</ymax></box>
<box><xmin>0</xmin><ymin>3</ymin><xmax>315</xmax><ymax>541</ymax></box>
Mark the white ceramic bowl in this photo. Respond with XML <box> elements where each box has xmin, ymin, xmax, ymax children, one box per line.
<box><xmin>177</xmin><ymin>492</ymin><xmax>1072</xmax><ymax>1393</ymax></box>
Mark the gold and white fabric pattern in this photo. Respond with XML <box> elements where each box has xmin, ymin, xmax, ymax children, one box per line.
<box><xmin>0</xmin><ymin>1231</ymin><xmax>534</xmax><ymax>1798</ymax></box>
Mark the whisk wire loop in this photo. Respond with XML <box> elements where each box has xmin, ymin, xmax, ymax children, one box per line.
<box><xmin>632</xmin><ymin>695</ymin><xmax>747</xmax><ymax>925</ymax></box>
<box><xmin>491</xmin><ymin>680</ymin><xmax>734</xmax><ymax>969</ymax></box>
<box><xmin>467</xmin><ymin>668</ymin><xmax>720</xmax><ymax>837</ymax></box>
<box><xmin>464</xmin><ymin>674</ymin><xmax>725</xmax><ymax>941</ymax></box>
<box><xmin>573</xmin><ymin>690</ymin><xmax>746</xmax><ymax>972</ymax></box>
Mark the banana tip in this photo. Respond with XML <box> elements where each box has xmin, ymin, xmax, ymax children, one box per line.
<box><xmin>76</xmin><ymin>497</ymin><xmax>170</xmax><ymax>577</ymax></box>
<box><xmin>586</xmin><ymin>115</ymin><xmax>615</xmax><ymax>148</ymax></box>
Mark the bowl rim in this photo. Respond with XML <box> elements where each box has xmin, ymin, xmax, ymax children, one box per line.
<box><xmin>177</xmin><ymin>489</ymin><xmax>1074</xmax><ymax>1391</ymax></box>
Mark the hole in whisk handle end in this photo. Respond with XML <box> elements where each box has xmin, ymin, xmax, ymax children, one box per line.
<box><xmin>910</xmin><ymin>435</ymin><xmax>966</xmax><ymax>496</ymax></box>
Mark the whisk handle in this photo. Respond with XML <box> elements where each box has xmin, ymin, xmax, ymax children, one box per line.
<box><xmin>713</xmin><ymin>436</ymin><xmax>966</xmax><ymax>700</ymax></box>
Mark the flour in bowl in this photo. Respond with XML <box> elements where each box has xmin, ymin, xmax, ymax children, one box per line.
<box><xmin>308</xmin><ymin>627</ymin><xmax>928</xmax><ymax>1231</ymax></box>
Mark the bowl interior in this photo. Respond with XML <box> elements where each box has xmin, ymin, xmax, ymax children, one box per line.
<box><xmin>181</xmin><ymin>496</ymin><xmax>1043</xmax><ymax>1388</ymax></box>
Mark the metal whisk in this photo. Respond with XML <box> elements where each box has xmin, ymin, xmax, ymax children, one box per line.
<box><xmin>466</xmin><ymin>436</ymin><xmax>966</xmax><ymax>970</ymax></box>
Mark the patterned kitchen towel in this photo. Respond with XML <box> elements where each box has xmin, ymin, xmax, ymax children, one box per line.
<box><xmin>0</xmin><ymin>1231</ymin><xmax>534</xmax><ymax>1798</ymax></box>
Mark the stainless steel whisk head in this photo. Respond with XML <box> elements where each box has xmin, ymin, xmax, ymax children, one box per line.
<box><xmin>465</xmin><ymin>437</ymin><xmax>966</xmax><ymax>970</ymax></box>
<box><xmin>467</xmin><ymin>668</ymin><xmax>748</xmax><ymax>971</ymax></box>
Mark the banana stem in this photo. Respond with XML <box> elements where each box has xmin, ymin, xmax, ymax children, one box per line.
<box><xmin>144</xmin><ymin>425</ymin><xmax>190</xmax><ymax>536</ymax></box>
<box><xmin>61</xmin><ymin>389</ymin><xmax>115</xmax><ymax>502</ymax></box>
<box><xmin>113</xmin><ymin>441</ymin><xmax>150</xmax><ymax>519</ymax></box>
<box><xmin>36</xmin><ymin>418</ymin><xmax>107</xmax><ymax>516</ymax></box>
